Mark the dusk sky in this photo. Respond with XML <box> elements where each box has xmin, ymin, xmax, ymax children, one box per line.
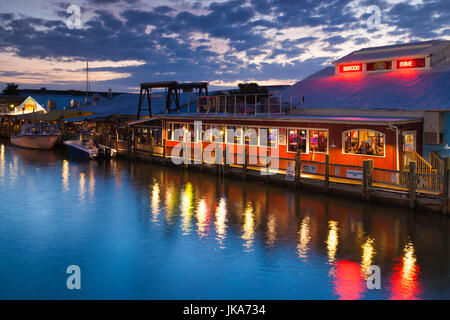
<box><xmin>0</xmin><ymin>0</ymin><xmax>449</xmax><ymax>92</ymax></box>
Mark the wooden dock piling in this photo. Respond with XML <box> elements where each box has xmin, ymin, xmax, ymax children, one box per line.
<box><xmin>362</xmin><ymin>159</ymin><xmax>373</xmax><ymax>201</ymax></box>
<box><xmin>242</xmin><ymin>147</ymin><xmax>248</xmax><ymax>180</ymax></box>
<box><xmin>324</xmin><ymin>155</ymin><xmax>330</xmax><ymax>192</ymax></box>
<box><xmin>294</xmin><ymin>149</ymin><xmax>301</xmax><ymax>189</ymax></box>
<box><xmin>408</xmin><ymin>161</ymin><xmax>417</xmax><ymax>209</ymax></box>
<box><xmin>443</xmin><ymin>157</ymin><xmax>449</xmax><ymax>215</ymax></box>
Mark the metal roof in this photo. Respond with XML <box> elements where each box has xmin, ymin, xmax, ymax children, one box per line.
<box><xmin>280</xmin><ymin>60</ymin><xmax>450</xmax><ymax>111</ymax></box>
<box><xmin>138</xmin><ymin>113</ymin><xmax>422</xmax><ymax>125</ymax></box>
<box><xmin>334</xmin><ymin>39</ymin><xmax>450</xmax><ymax>64</ymax></box>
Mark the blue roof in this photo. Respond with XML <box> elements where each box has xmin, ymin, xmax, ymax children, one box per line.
<box><xmin>334</xmin><ymin>40</ymin><xmax>450</xmax><ymax>63</ymax></box>
<box><xmin>154</xmin><ymin>113</ymin><xmax>421</xmax><ymax>124</ymax></box>
<box><xmin>67</xmin><ymin>92</ymin><xmax>199</xmax><ymax>122</ymax></box>
<box><xmin>280</xmin><ymin>60</ymin><xmax>450</xmax><ymax>111</ymax></box>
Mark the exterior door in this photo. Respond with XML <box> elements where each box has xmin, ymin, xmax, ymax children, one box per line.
<box><xmin>402</xmin><ymin>131</ymin><xmax>417</xmax><ymax>169</ymax></box>
<box><xmin>403</xmin><ymin>131</ymin><xmax>416</xmax><ymax>152</ymax></box>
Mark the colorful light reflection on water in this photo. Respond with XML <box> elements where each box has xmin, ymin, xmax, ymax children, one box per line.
<box><xmin>0</xmin><ymin>142</ymin><xmax>448</xmax><ymax>299</ymax></box>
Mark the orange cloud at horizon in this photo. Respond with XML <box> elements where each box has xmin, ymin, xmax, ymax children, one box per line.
<box><xmin>0</xmin><ymin>51</ymin><xmax>145</xmax><ymax>86</ymax></box>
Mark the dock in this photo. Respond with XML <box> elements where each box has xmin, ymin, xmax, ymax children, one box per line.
<box><xmin>94</xmin><ymin>132</ymin><xmax>449</xmax><ymax>215</ymax></box>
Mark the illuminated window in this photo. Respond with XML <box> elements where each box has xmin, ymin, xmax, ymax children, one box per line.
<box><xmin>167</xmin><ymin>123</ymin><xmax>173</xmax><ymax>141</ymax></box>
<box><xmin>259</xmin><ymin>128</ymin><xmax>278</xmax><ymax>148</ymax></box>
<box><xmin>366</xmin><ymin>61</ymin><xmax>392</xmax><ymax>71</ymax></box>
<box><xmin>226</xmin><ymin>126</ymin><xmax>243</xmax><ymax>144</ymax></box>
<box><xmin>172</xmin><ymin>123</ymin><xmax>185</xmax><ymax>141</ymax></box>
<box><xmin>185</xmin><ymin>124</ymin><xmax>195</xmax><ymax>142</ymax></box>
<box><xmin>202</xmin><ymin>125</ymin><xmax>212</xmax><ymax>142</ymax></box>
<box><xmin>343</xmin><ymin>129</ymin><xmax>385</xmax><ymax>156</ymax></box>
<box><xmin>212</xmin><ymin>125</ymin><xmax>225</xmax><ymax>142</ymax></box>
<box><xmin>151</xmin><ymin>128</ymin><xmax>163</xmax><ymax>146</ymax></box>
<box><xmin>138</xmin><ymin>128</ymin><xmax>148</xmax><ymax>144</ymax></box>
<box><xmin>309</xmin><ymin>130</ymin><xmax>328</xmax><ymax>153</ymax></box>
<box><xmin>288</xmin><ymin>129</ymin><xmax>308</xmax><ymax>153</ymax></box>
<box><xmin>243</xmin><ymin>127</ymin><xmax>258</xmax><ymax>146</ymax></box>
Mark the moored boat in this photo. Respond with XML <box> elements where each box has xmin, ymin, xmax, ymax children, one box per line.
<box><xmin>64</xmin><ymin>133</ymin><xmax>117</xmax><ymax>160</ymax></box>
<box><xmin>10</xmin><ymin>123</ymin><xmax>60</xmax><ymax>150</ymax></box>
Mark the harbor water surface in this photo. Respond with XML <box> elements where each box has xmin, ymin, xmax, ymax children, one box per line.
<box><xmin>0</xmin><ymin>141</ymin><xmax>449</xmax><ymax>299</ymax></box>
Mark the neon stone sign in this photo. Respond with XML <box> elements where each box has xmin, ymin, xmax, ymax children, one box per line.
<box><xmin>397</xmin><ymin>58</ymin><xmax>426</xmax><ymax>69</ymax></box>
<box><xmin>339</xmin><ymin>64</ymin><xmax>362</xmax><ymax>73</ymax></box>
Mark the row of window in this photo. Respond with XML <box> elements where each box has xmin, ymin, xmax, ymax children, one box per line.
<box><xmin>167</xmin><ymin>123</ymin><xmax>278</xmax><ymax>148</ymax></box>
<box><xmin>165</xmin><ymin>123</ymin><xmax>386</xmax><ymax>156</ymax></box>
<box><xmin>135</xmin><ymin>127</ymin><xmax>163</xmax><ymax>146</ymax></box>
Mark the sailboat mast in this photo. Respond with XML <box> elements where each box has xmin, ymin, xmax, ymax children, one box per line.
<box><xmin>86</xmin><ymin>60</ymin><xmax>90</xmax><ymax>98</ymax></box>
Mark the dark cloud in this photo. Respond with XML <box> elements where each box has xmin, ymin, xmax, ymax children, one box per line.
<box><xmin>87</xmin><ymin>0</ymin><xmax>140</xmax><ymax>4</ymax></box>
<box><xmin>0</xmin><ymin>0</ymin><xmax>447</xmax><ymax>91</ymax></box>
<box><xmin>386</xmin><ymin>0</ymin><xmax>450</xmax><ymax>39</ymax></box>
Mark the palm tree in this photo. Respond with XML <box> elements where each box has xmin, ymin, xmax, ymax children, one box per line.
<box><xmin>2</xmin><ymin>83</ymin><xmax>20</xmax><ymax>96</ymax></box>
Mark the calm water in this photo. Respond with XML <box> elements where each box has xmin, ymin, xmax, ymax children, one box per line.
<box><xmin>0</xmin><ymin>141</ymin><xmax>449</xmax><ymax>300</ymax></box>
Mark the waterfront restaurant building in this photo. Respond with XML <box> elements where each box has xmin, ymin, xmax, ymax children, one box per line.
<box><xmin>129</xmin><ymin>40</ymin><xmax>450</xmax><ymax>175</ymax></box>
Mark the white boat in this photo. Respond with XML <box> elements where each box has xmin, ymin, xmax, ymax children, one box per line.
<box><xmin>64</xmin><ymin>133</ymin><xmax>117</xmax><ymax>159</ymax></box>
<box><xmin>10</xmin><ymin>124</ymin><xmax>60</xmax><ymax>150</ymax></box>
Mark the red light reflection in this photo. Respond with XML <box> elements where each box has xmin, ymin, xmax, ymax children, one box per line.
<box><xmin>333</xmin><ymin>260</ymin><xmax>365</xmax><ymax>300</ymax></box>
<box><xmin>390</xmin><ymin>242</ymin><xmax>421</xmax><ymax>300</ymax></box>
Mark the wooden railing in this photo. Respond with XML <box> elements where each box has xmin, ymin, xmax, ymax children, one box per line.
<box><xmin>404</xmin><ymin>151</ymin><xmax>437</xmax><ymax>175</ymax></box>
<box><xmin>430</xmin><ymin>151</ymin><xmax>444</xmax><ymax>176</ymax></box>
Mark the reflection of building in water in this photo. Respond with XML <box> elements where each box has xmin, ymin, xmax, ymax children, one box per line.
<box><xmin>196</xmin><ymin>198</ymin><xmax>209</xmax><ymax>238</ymax></box>
<box><xmin>62</xmin><ymin>160</ymin><xmax>69</xmax><ymax>192</ymax></box>
<box><xmin>10</xmin><ymin>155</ymin><xmax>18</xmax><ymax>183</ymax></box>
<box><xmin>333</xmin><ymin>260</ymin><xmax>365</xmax><ymax>300</ymax></box>
<box><xmin>0</xmin><ymin>144</ymin><xmax>4</xmax><ymax>180</ymax></box>
<box><xmin>164</xmin><ymin>185</ymin><xmax>178</xmax><ymax>224</ymax></box>
<box><xmin>89</xmin><ymin>165</ymin><xmax>95</xmax><ymax>199</ymax></box>
<box><xmin>242</xmin><ymin>202</ymin><xmax>255</xmax><ymax>251</ymax></box>
<box><xmin>180</xmin><ymin>183</ymin><xmax>194</xmax><ymax>235</ymax></box>
<box><xmin>215</xmin><ymin>197</ymin><xmax>227</xmax><ymax>247</ymax></box>
<box><xmin>390</xmin><ymin>241</ymin><xmax>421</xmax><ymax>300</ymax></box>
<box><xmin>266</xmin><ymin>214</ymin><xmax>277</xmax><ymax>246</ymax></box>
<box><xmin>361</xmin><ymin>237</ymin><xmax>376</xmax><ymax>279</ymax></box>
<box><xmin>79</xmin><ymin>172</ymin><xmax>86</xmax><ymax>201</ymax></box>
<box><xmin>297</xmin><ymin>216</ymin><xmax>311</xmax><ymax>260</ymax></box>
<box><xmin>326</xmin><ymin>220</ymin><xmax>339</xmax><ymax>264</ymax></box>
<box><xmin>151</xmin><ymin>181</ymin><xmax>160</xmax><ymax>222</ymax></box>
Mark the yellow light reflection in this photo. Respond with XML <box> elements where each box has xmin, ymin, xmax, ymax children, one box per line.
<box><xmin>88</xmin><ymin>166</ymin><xmax>95</xmax><ymax>198</ymax></box>
<box><xmin>326</xmin><ymin>220</ymin><xmax>339</xmax><ymax>264</ymax></box>
<box><xmin>10</xmin><ymin>156</ymin><xmax>18</xmax><ymax>183</ymax></box>
<box><xmin>0</xmin><ymin>144</ymin><xmax>4</xmax><ymax>180</ymax></box>
<box><xmin>215</xmin><ymin>197</ymin><xmax>227</xmax><ymax>247</ymax></box>
<box><xmin>164</xmin><ymin>185</ymin><xmax>177</xmax><ymax>224</ymax></box>
<box><xmin>297</xmin><ymin>216</ymin><xmax>311</xmax><ymax>260</ymax></box>
<box><xmin>180</xmin><ymin>183</ymin><xmax>194</xmax><ymax>235</ymax></box>
<box><xmin>266</xmin><ymin>214</ymin><xmax>277</xmax><ymax>246</ymax></box>
<box><xmin>242</xmin><ymin>202</ymin><xmax>255</xmax><ymax>251</ymax></box>
<box><xmin>361</xmin><ymin>237</ymin><xmax>376</xmax><ymax>279</ymax></box>
<box><xmin>79</xmin><ymin>172</ymin><xmax>86</xmax><ymax>201</ymax></box>
<box><xmin>62</xmin><ymin>160</ymin><xmax>69</xmax><ymax>192</ymax></box>
<box><xmin>390</xmin><ymin>241</ymin><xmax>421</xmax><ymax>300</ymax></box>
<box><xmin>151</xmin><ymin>182</ymin><xmax>160</xmax><ymax>223</ymax></box>
<box><xmin>402</xmin><ymin>242</ymin><xmax>417</xmax><ymax>282</ymax></box>
<box><xmin>196</xmin><ymin>198</ymin><xmax>209</xmax><ymax>238</ymax></box>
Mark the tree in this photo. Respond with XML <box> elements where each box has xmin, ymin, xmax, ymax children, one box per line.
<box><xmin>238</xmin><ymin>83</ymin><xmax>261</xmax><ymax>94</ymax></box>
<box><xmin>2</xmin><ymin>83</ymin><xmax>20</xmax><ymax>96</ymax></box>
<box><xmin>237</xmin><ymin>83</ymin><xmax>268</xmax><ymax>104</ymax></box>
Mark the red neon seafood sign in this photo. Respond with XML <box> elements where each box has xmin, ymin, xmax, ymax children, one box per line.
<box><xmin>339</xmin><ymin>64</ymin><xmax>362</xmax><ymax>73</ymax></box>
<box><xmin>397</xmin><ymin>58</ymin><xmax>426</xmax><ymax>69</ymax></box>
